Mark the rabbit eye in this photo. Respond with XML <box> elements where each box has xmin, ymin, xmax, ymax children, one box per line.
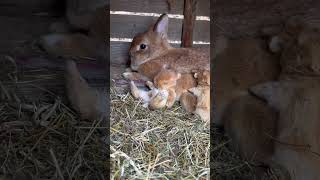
<box><xmin>140</xmin><ymin>44</ymin><xmax>146</xmax><ymax>50</ymax></box>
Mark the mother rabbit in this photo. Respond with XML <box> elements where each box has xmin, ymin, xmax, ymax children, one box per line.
<box><xmin>124</xmin><ymin>14</ymin><xmax>210</xmax><ymax>112</ymax></box>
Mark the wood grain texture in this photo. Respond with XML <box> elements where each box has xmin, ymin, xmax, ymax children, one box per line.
<box><xmin>110</xmin><ymin>0</ymin><xmax>210</xmax><ymax>65</ymax></box>
<box><xmin>111</xmin><ymin>0</ymin><xmax>183</xmax><ymax>14</ymax></box>
<box><xmin>182</xmin><ymin>0</ymin><xmax>197</xmax><ymax>47</ymax></box>
<box><xmin>0</xmin><ymin>0</ymin><xmax>63</xmax><ymax>16</ymax></box>
<box><xmin>214</xmin><ymin>0</ymin><xmax>320</xmax><ymax>38</ymax></box>
<box><xmin>111</xmin><ymin>0</ymin><xmax>209</xmax><ymax>16</ymax></box>
<box><xmin>110</xmin><ymin>15</ymin><xmax>210</xmax><ymax>41</ymax></box>
<box><xmin>0</xmin><ymin>16</ymin><xmax>52</xmax><ymax>54</ymax></box>
<box><xmin>110</xmin><ymin>42</ymin><xmax>130</xmax><ymax>66</ymax></box>
<box><xmin>110</xmin><ymin>15</ymin><xmax>183</xmax><ymax>40</ymax></box>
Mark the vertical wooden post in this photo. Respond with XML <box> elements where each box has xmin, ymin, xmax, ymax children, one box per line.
<box><xmin>181</xmin><ymin>0</ymin><xmax>197</xmax><ymax>47</ymax></box>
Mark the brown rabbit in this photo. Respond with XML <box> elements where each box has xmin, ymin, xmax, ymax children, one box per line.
<box><xmin>124</xmin><ymin>14</ymin><xmax>209</xmax><ymax>80</ymax></box>
<box><xmin>212</xmin><ymin>35</ymin><xmax>280</xmax><ymax>166</ymax></box>
<box><xmin>188</xmin><ymin>71</ymin><xmax>210</xmax><ymax>122</ymax></box>
<box><xmin>194</xmin><ymin>70</ymin><xmax>210</xmax><ymax>86</ymax></box>
<box><xmin>130</xmin><ymin>80</ymin><xmax>169</xmax><ymax>109</ymax></box>
<box><xmin>65</xmin><ymin>60</ymin><xmax>107</xmax><ymax>120</ymax></box>
<box><xmin>222</xmin><ymin>94</ymin><xmax>277</xmax><ymax>164</ymax></box>
<box><xmin>188</xmin><ymin>70</ymin><xmax>210</xmax><ymax>122</ymax></box>
<box><xmin>130</xmin><ymin>68</ymin><xmax>181</xmax><ymax>109</ymax></box>
<box><xmin>269</xmin><ymin>17</ymin><xmax>320</xmax><ymax>79</ymax></box>
<box><xmin>188</xmin><ymin>86</ymin><xmax>210</xmax><ymax>122</ymax></box>
<box><xmin>152</xmin><ymin>68</ymin><xmax>181</xmax><ymax>108</ymax></box>
<box><xmin>213</xmin><ymin>36</ymin><xmax>280</xmax><ymax>125</ymax></box>
<box><xmin>123</xmin><ymin>14</ymin><xmax>209</xmax><ymax>111</ymax></box>
<box><xmin>251</xmin><ymin>79</ymin><xmax>320</xmax><ymax>180</ymax></box>
<box><xmin>39</xmin><ymin>1</ymin><xmax>108</xmax><ymax>60</ymax></box>
<box><xmin>175</xmin><ymin>73</ymin><xmax>198</xmax><ymax>112</ymax></box>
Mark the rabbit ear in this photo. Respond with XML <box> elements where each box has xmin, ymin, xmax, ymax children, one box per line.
<box><xmin>154</xmin><ymin>14</ymin><xmax>169</xmax><ymax>38</ymax></box>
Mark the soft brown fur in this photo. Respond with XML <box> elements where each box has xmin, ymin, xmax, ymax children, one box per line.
<box><xmin>151</xmin><ymin>68</ymin><xmax>181</xmax><ymax>108</ymax></box>
<box><xmin>209</xmin><ymin>35</ymin><xmax>281</xmax><ymax>171</ymax></box>
<box><xmin>40</xmin><ymin>1</ymin><xmax>108</xmax><ymax>59</ymax></box>
<box><xmin>223</xmin><ymin>95</ymin><xmax>277</xmax><ymax>164</ymax></box>
<box><xmin>130</xmin><ymin>80</ymin><xmax>168</xmax><ymax>109</ymax></box>
<box><xmin>128</xmin><ymin>14</ymin><xmax>209</xmax><ymax>74</ymax></box>
<box><xmin>187</xmin><ymin>70</ymin><xmax>210</xmax><ymax>122</ymax></box>
<box><xmin>132</xmin><ymin>48</ymin><xmax>210</xmax><ymax>79</ymax></box>
<box><xmin>213</xmin><ymin>37</ymin><xmax>280</xmax><ymax>125</ymax></box>
<box><xmin>130</xmin><ymin>68</ymin><xmax>181</xmax><ymax>109</ymax></box>
<box><xmin>65</xmin><ymin>60</ymin><xmax>106</xmax><ymax>120</ymax></box>
<box><xmin>269</xmin><ymin>17</ymin><xmax>320</xmax><ymax>78</ymax></box>
<box><xmin>125</xmin><ymin>69</ymin><xmax>197</xmax><ymax>110</ymax></box>
<box><xmin>188</xmin><ymin>85</ymin><xmax>210</xmax><ymax>123</ymax></box>
<box><xmin>194</xmin><ymin>70</ymin><xmax>210</xmax><ymax>86</ymax></box>
<box><xmin>251</xmin><ymin>79</ymin><xmax>320</xmax><ymax>180</ymax></box>
<box><xmin>179</xmin><ymin>92</ymin><xmax>197</xmax><ymax>113</ymax></box>
<box><xmin>244</xmin><ymin>18</ymin><xmax>320</xmax><ymax>179</ymax></box>
<box><xmin>148</xmin><ymin>91</ymin><xmax>169</xmax><ymax>110</ymax></box>
<box><xmin>124</xmin><ymin>14</ymin><xmax>206</xmax><ymax>111</ymax></box>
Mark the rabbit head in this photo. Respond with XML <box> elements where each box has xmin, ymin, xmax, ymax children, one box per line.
<box><xmin>129</xmin><ymin>14</ymin><xmax>172</xmax><ymax>70</ymax></box>
<box><xmin>194</xmin><ymin>70</ymin><xmax>210</xmax><ymax>86</ymax></box>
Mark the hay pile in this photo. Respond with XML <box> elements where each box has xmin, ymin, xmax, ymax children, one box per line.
<box><xmin>211</xmin><ymin>127</ymin><xmax>283</xmax><ymax>180</ymax></box>
<box><xmin>110</xmin><ymin>87</ymin><xmax>210</xmax><ymax>179</ymax></box>
<box><xmin>110</xmin><ymin>84</ymin><xmax>282</xmax><ymax>180</ymax></box>
<box><xmin>0</xmin><ymin>61</ymin><xmax>108</xmax><ymax>180</ymax></box>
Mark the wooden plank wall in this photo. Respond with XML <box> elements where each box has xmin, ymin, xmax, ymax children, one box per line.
<box><xmin>0</xmin><ymin>0</ymin><xmax>63</xmax><ymax>16</ymax></box>
<box><xmin>110</xmin><ymin>0</ymin><xmax>210</xmax><ymax>66</ymax></box>
<box><xmin>214</xmin><ymin>0</ymin><xmax>320</xmax><ymax>38</ymax></box>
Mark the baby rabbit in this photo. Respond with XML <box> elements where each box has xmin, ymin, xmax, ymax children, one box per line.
<box><xmin>65</xmin><ymin>60</ymin><xmax>107</xmax><ymax>121</ymax></box>
<box><xmin>188</xmin><ymin>71</ymin><xmax>210</xmax><ymax>123</ymax></box>
<box><xmin>130</xmin><ymin>68</ymin><xmax>181</xmax><ymax>109</ymax></box>
<box><xmin>130</xmin><ymin>80</ymin><xmax>168</xmax><ymax>109</ymax></box>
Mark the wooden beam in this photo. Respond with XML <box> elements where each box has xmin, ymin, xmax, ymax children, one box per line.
<box><xmin>181</xmin><ymin>0</ymin><xmax>197</xmax><ymax>47</ymax></box>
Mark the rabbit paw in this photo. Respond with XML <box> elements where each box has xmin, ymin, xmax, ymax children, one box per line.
<box><xmin>146</xmin><ymin>81</ymin><xmax>155</xmax><ymax>89</ymax></box>
<box><xmin>122</xmin><ymin>72</ymin><xmax>133</xmax><ymax>80</ymax></box>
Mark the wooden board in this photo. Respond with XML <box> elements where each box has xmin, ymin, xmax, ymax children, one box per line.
<box><xmin>111</xmin><ymin>0</ymin><xmax>209</xmax><ymax>16</ymax></box>
<box><xmin>110</xmin><ymin>42</ymin><xmax>130</xmax><ymax>66</ymax></box>
<box><xmin>182</xmin><ymin>0</ymin><xmax>197</xmax><ymax>47</ymax></box>
<box><xmin>110</xmin><ymin>15</ymin><xmax>209</xmax><ymax>41</ymax></box>
<box><xmin>110</xmin><ymin>0</ymin><xmax>210</xmax><ymax>65</ymax></box>
<box><xmin>0</xmin><ymin>16</ymin><xmax>54</xmax><ymax>54</ymax></box>
<box><xmin>0</xmin><ymin>0</ymin><xmax>63</xmax><ymax>16</ymax></box>
<box><xmin>214</xmin><ymin>0</ymin><xmax>320</xmax><ymax>38</ymax></box>
<box><xmin>111</xmin><ymin>0</ymin><xmax>183</xmax><ymax>15</ymax></box>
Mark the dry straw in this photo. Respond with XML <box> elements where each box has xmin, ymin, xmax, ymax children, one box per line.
<box><xmin>110</xmin><ymin>86</ymin><xmax>210</xmax><ymax>179</ymax></box>
<box><xmin>0</xmin><ymin>57</ymin><xmax>108</xmax><ymax>180</ymax></box>
<box><xmin>110</xmin><ymin>83</ymin><xmax>283</xmax><ymax>180</ymax></box>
